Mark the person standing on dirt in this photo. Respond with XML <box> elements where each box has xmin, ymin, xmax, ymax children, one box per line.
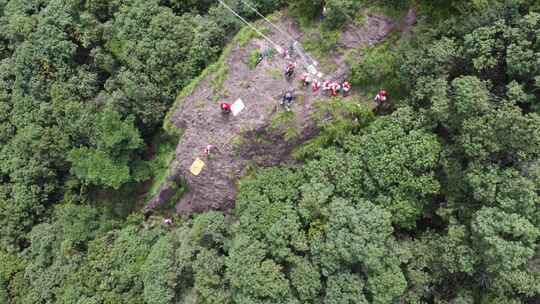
<box><xmin>204</xmin><ymin>144</ymin><xmax>218</xmax><ymax>156</ymax></box>
<box><xmin>300</xmin><ymin>72</ymin><xmax>312</xmax><ymax>87</ymax></box>
<box><xmin>281</xmin><ymin>90</ymin><xmax>294</xmax><ymax>111</ymax></box>
<box><xmin>312</xmin><ymin>79</ymin><xmax>321</xmax><ymax>92</ymax></box>
<box><xmin>256</xmin><ymin>53</ymin><xmax>264</xmax><ymax>66</ymax></box>
<box><xmin>342</xmin><ymin>81</ymin><xmax>351</xmax><ymax>97</ymax></box>
<box><xmin>374</xmin><ymin>89</ymin><xmax>387</xmax><ymax>106</ymax></box>
<box><xmin>330</xmin><ymin>82</ymin><xmax>341</xmax><ymax>97</ymax></box>
<box><xmin>220</xmin><ymin>102</ymin><xmax>231</xmax><ymax>114</ymax></box>
<box><xmin>322</xmin><ymin>80</ymin><xmax>331</xmax><ymax>95</ymax></box>
<box><xmin>285</xmin><ymin>62</ymin><xmax>296</xmax><ymax>80</ymax></box>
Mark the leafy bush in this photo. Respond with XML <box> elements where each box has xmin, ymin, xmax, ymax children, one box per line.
<box><xmin>349</xmin><ymin>36</ymin><xmax>405</xmax><ymax>98</ymax></box>
<box><xmin>289</xmin><ymin>0</ymin><xmax>324</xmax><ymax>25</ymax></box>
<box><xmin>248</xmin><ymin>50</ymin><xmax>262</xmax><ymax>69</ymax></box>
<box><xmin>294</xmin><ymin>98</ymin><xmax>374</xmax><ymax>160</ymax></box>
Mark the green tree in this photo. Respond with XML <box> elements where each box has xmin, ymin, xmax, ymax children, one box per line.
<box><xmin>142</xmin><ymin>234</ymin><xmax>177</xmax><ymax>304</ymax></box>
<box><xmin>226</xmin><ymin>236</ymin><xmax>294</xmax><ymax>304</ymax></box>
<box><xmin>289</xmin><ymin>0</ymin><xmax>324</xmax><ymax>23</ymax></box>
<box><xmin>68</xmin><ymin>109</ymin><xmax>142</xmax><ymax>189</ymax></box>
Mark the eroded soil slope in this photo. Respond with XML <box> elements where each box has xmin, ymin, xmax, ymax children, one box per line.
<box><xmin>148</xmin><ymin>10</ymin><xmax>415</xmax><ymax>215</ymax></box>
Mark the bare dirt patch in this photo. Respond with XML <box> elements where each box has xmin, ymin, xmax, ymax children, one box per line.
<box><xmin>146</xmin><ymin>11</ymin><xmax>414</xmax><ymax>216</ymax></box>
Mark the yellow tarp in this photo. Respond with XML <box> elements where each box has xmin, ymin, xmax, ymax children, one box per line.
<box><xmin>189</xmin><ymin>158</ymin><xmax>205</xmax><ymax>176</ymax></box>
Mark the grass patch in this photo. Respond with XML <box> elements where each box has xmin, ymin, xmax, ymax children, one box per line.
<box><xmin>270</xmin><ymin>110</ymin><xmax>300</xmax><ymax>141</ymax></box>
<box><xmin>303</xmin><ymin>27</ymin><xmax>341</xmax><ymax>58</ymax></box>
<box><xmin>164</xmin><ymin>179</ymin><xmax>186</xmax><ymax>210</ymax></box>
<box><xmin>270</xmin><ymin>110</ymin><xmax>295</xmax><ymax>130</ymax></box>
<box><xmin>349</xmin><ymin>33</ymin><xmax>406</xmax><ymax>99</ymax></box>
<box><xmin>267</xmin><ymin>68</ymin><xmax>282</xmax><ymax>80</ymax></box>
<box><xmin>248</xmin><ymin>131</ymin><xmax>274</xmax><ymax>147</ymax></box>
<box><xmin>354</xmin><ymin>11</ymin><xmax>367</xmax><ymax>26</ymax></box>
<box><xmin>248</xmin><ymin>50</ymin><xmax>262</xmax><ymax>70</ymax></box>
<box><xmin>231</xmin><ymin>135</ymin><xmax>246</xmax><ymax>152</ymax></box>
<box><xmin>364</xmin><ymin>0</ymin><xmax>412</xmax><ymax>19</ymax></box>
<box><xmin>302</xmin><ymin>25</ymin><xmax>342</xmax><ymax>73</ymax></box>
<box><xmin>194</xmin><ymin>99</ymin><xmax>206</xmax><ymax>109</ymax></box>
<box><xmin>262</xmin><ymin>48</ymin><xmax>276</xmax><ymax>61</ymax></box>
<box><xmin>296</xmin><ymin>94</ymin><xmax>306</xmax><ymax>106</ymax></box>
<box><xmin>235</xmin><ymin>25</ymin><xmax>271</xmax><ymax>46</ymax></box>
<box><xmin>144</xmin><ymin>132</ymin><xmax>180</xmax><ymax>199</ymax></box>
<box><xmin>211</xmin><ymin>62</ymin><xmax>229</xmax><ymax>93</ymax></box>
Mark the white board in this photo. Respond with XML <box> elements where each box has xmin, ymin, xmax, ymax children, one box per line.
<box><xmin>231</xmin><ymin>98</ymin><xmax>245</xmax><ymax>116</ymax></box>
<box><xmin>307</xmin><ymin>65</ymin><xmax>317</xmax><ymax>75</ymax></box>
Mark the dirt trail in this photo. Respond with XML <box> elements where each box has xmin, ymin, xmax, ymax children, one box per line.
<box><xmin>147</xmin><ymin>11</ymin><xmax>416</xmax><ymax>215</ymax></box>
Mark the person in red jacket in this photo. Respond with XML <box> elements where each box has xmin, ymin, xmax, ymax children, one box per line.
<box><xmin>374</xmin><ymin>89</ymin><xmax>387</xmax><ymax>105</ymax></box>
<box><xmin>284</xmin><ymin>62</ymin><xmax>296</xmax><ymax>80</ymax></box>
<box><xmin>312</xmin><ymin>79</ymin><xmax>321</xmax><ymax>92</ymax></box>
<box><xmin>342</xmin><ymin>81</ymin><xmax>351</xmax><ymax>97</ymax></box>
<box><xmin>300</xmin><ymin>72</ymin><xmax>311</xmax><ymax>87</ymax></box>
<box><xmin>330</xmin><ymin>82</ymin><xmax>341</xmax><ymax>97</ymax></box>
<box><xmin>220</xmin><ymin>102</ymin><xmax>231</xmax><ymax>114</ymax></box>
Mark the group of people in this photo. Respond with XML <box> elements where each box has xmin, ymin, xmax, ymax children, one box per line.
<box><xmin>220</xmin><ymin>60</ymin><xmax>388</xmax><ymax>115</ymax></box>
<box><xmin>321</xmin><ymin>79</ymin><xmax>352</xmax><ymax>97</ymax></box>
<box><xmin>300</xmin><ymin>74</ymin><xmax>352</xmax><ymax>97</ymax></box>
<box><xmin>211</xmin><ymin>53</ymin><xmax>389</xmax><ymax>154</ymax></box>
<box><xmin>295</xmin><ymin>64</ymin><xmax>352</xmax><ymax>97</ymax></box>
<box><xmin>290</xmin><ymin>62</ymin><xmax>389</xmax><ymax>106</ymax></box>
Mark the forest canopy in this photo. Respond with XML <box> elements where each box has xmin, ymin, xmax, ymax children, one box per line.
<box><xmin>1</xmin><ymin>0</ymin><xmax>539</xmax><ymax>303</ymax></box>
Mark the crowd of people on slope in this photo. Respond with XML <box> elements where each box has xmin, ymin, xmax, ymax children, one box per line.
<box><xmin>281</xmin><ymin>59</ymin><xmax>388</xmax><ymax>110</ymax></box>
<box><xmin>201</xmin><ymin>49</ymin><xmax>389</xmax><ymax>185</ymax></box>
<box><xmin>220</xmin><ymin>53</ymin><xmax>389</xmax><ymax>115</ymax></box>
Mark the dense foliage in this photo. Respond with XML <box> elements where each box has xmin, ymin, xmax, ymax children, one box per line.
<box><xmin>0</xmin><ymin>0</ymin><xmax>285</xmax><ymax>252</ymax></box>
<box><xmin>1</xmin><ymin>0</ymin><xmax>539</xmax><ymax>303</ymax></box>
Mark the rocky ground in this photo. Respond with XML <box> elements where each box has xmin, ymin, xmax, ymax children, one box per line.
<box><xmin>147</xmin><ymin>9</ymin><xmax>416</xmax><ymax>215</ymax></box>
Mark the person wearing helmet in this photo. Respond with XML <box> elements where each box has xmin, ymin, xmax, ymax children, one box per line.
<box><xmin>312</xmin><ymin>79</ymin><xmax>321</xmax><ymax>92</ymax></box>
<box><xmin>281</xmin><ymin>90</ymin><xmax>294</xmax><ymax>111</ymax></box>
<box><xmin>374</xmin><ymin>89</ymin><xmax>387</xmax><ymax>105</ymax></box>
<box><xmin>322</xmin><ymin>80</ymin><xmax>331</xmax><ymax>95</ymax></box>
<box><xmin>220</xmin><ymin>102</ymin><xmax>231</xmax><ymax>114</ymax></box>
<box><xmin>285</xmin><ymin>62</ymin><xmax>296</xmax><ymax>80</ymax></box>
<box><xmin>330</xmin><ymin>82</ymin><xmax>341</xmax><ymax>97</ymax></box>
<box><xmin>300</xmin><ymin>72</ymin><xmax>312</xmax><ymax>87</ymax></box>
<box><xmin>342</xmin><ymin>81</ymin><xmax>351</xmax><ymax>96</ymax></box>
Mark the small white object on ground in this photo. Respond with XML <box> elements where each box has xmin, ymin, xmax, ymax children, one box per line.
<box><xmin>307</xmin><ymin>65</ymin><xmax>317</xmax><ymax>75</ymax></box>
<box><xmin>231</xmin><ymin>98</ymin><xmax>245</xmax><ymax>116</ymax></box>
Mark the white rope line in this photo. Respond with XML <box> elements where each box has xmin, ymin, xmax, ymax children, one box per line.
<box><xmin>238</xmin><ymin>1</ymin><xmax>319</xmax><ymax>71</ymax></box>
<box><xmin>238</xmin><ymin>0</ymin><xmax>296</xmax><ymax>42</ymax></box>
<box><xmin>217</xmin><ymin>0</ymin><xmax>283</xmax><ymax>53</ymax></box>
<box><xmin>216</xmin><ymin>0</ymin><xmax>326</xmax><ymax>82</ymax></box>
